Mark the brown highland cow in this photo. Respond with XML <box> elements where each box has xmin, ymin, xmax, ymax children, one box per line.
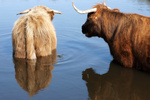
<box><xmin>72</xmin><ymin>1</ymin><xmax>150</xmax><ymax>71</ymax></box>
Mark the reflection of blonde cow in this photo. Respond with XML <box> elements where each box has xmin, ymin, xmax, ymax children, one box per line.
<box><xmin>14</xmin><ymin>49</ymin><xmax>57</xmax><ymax>97</ymax></box>
<box><xmin>12</xmin><ymin>6</ymin><xmax>62</xmax><ymax>59</ymax></box>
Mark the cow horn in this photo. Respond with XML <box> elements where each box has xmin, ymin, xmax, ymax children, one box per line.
<box><xmin>108</xmin><ymin>7</ymin><xmax>111</xmax><ymax>9</ymax></box>
<box><xmin>102</xmin><ymin>0</ymin><xmax>111</xmax><ymax>9</ymax></box>
<box><xmin>17</xmin><ymin>9</ymin><xmax>31</xmax><ymax>15</ymax></box>
<box><xmin>51</xmin><ymin>9</ymin><xmax>62</xmax><ymax>14</ymax></box>
<box><xmin>103</xmin><ymin>0</ymin><xmax>106</xmax><ymax>5</ymax></box>
<box><xmin>72</xmin><ymin>2</ymin><xmax>97</xmax><ymax>14</ymax></box>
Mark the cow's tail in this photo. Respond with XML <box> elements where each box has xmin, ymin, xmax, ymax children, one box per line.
<box><xmin>25</xmin><ymin>17</ymin><xmax>36</xmax><ymax>59</ymax></box>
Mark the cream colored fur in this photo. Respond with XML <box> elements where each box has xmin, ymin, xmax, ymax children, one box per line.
<box><xmin>12</xmin><ymin>6</ymin><xmax>57</xmax><ymax>59</ymax></box>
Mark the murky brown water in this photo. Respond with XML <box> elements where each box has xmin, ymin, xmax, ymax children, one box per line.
<box><xmin>0</xmin><ymin>0</ymin><xmax>150</xmax><ymax>100</ymax></box>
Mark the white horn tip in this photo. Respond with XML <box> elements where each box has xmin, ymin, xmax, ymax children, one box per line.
<box><xmin>51</xmin><ymin>10</ymin><xmax>62</xmax><ymax>14</ymax></box>
<box><xmin>55</xmin><ymin>11</ymin><xmax>62</xmax><ymax>14</ymax></box>
<box><xmin>72</xmin><ymin>2</ymin><xmax>75</xmax><ymax>6</ymax></box>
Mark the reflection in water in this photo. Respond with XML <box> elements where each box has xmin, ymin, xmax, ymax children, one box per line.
<box><xmin>138</xmin><ymin>0</ymin><xmax>150</xmax><ymax>2</ymax></box>
<box><xmin>13</xmin><ymin>50</ymin><xmax>57</xmax><ymax>97</ymax></box>
<box><xmin>82</xmin><ymin>61</ymin><xmax>150</xmax><ymax>100</ymax></box>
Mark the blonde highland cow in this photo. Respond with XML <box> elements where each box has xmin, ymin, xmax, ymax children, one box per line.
<box><xmin>12</xmin><ymin>6</ymin><xmax>62</xmax><ymax>59</ymax></box>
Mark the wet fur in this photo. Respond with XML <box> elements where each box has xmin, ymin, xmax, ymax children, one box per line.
<box><xmin>12</xmin><ymin>6</ymin><xmax>57</xmax><ymax>59</ymax></box>
<box><xmin>82</xmin><ymin>4</ymin><xmax>150</xmax><ymax>71</ymax></box>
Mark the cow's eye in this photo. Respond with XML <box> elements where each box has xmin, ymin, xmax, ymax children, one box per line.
<box><xmin>95</xmin><ymin>17</ymin><xmax>97</xmax><ymax>19</ymax></box>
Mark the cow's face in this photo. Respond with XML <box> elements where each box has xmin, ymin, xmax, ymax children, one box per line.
<box><xmin>82</xmin><ymin>4</ymin><xmax>111</xmax><ymax>38</ymax></box>
<box><xmin>72</xmin><ymin>2</ymin><xmax>112</xmax><ymax>38</ymax></box>
<box><xmin>82</xmin><ymin>12</ymin><xmax>101</xmax><ymax>37</ymax></box>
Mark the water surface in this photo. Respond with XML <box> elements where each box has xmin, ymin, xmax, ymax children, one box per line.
<box><xmin>0</xmin><ymin>0</ymin><xmax>150</xmax><ymax>100</ymax></box>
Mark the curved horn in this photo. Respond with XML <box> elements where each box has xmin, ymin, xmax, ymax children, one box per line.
<box><xmin>17</xmin><ymin>9</ymin><xmax>31</xmax><ymax>15</ymax></box>
<box><xmin>72</xmin><ymin>2</ymin><xmax>97</xmax><ymax>14</ymax></box>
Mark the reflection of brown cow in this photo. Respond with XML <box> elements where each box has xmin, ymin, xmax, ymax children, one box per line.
<box><xmin>82</xmin><ymin>61</ymin><xmax>150</xmax><ymax>100</ymax></box>
<box><xmin>12</xmin><ymin>6</ymin><xmax>62</xmax><ymax>59</ymax></box>
<box><xmin>13</xmin><ymin>49</ymin><xmax>57</xmax><ymax>97</ymax></box>
<box><xmin>73</xmin><ymin>1</ymin><xmax>150</xmax><ymax>71</ymax></box>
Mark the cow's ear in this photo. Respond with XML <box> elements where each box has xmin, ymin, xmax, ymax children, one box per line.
<box><xmin>47</xmin><ymin>11</ymin><xmax>54</xmax><ymax>20</ymax></box>
<box><xmin>112</xmin><ymin>8</ymin><xmax>120</xmax><ymax>12</ymax></box>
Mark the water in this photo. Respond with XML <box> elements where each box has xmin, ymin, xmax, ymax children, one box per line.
<box><xmin>0</xmin><ymin>0</ymin><xmax>150</xmax><ymax>100</ymax></box>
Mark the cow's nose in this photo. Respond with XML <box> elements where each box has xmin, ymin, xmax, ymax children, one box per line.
<box><xmin>82</xmin><ymin>25</ymin><xmax>88</xmax><ymax>34</ymax></box>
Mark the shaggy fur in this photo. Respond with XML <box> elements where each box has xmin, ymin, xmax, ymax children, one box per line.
<box><xmin>81</xmin><ymin>4</ymin><xmax>150</xmax><ymax>71</ymax></box>
<box><xmin>12</xmin><ymin>6</ymin><xmax>57</xmax><ymax>59</ymax></box>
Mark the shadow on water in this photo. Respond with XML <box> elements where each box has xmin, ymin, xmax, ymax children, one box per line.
<box><xmin>82</xmin><ymin>61</ymin><xmax>150</xmax><ymax>100</ymax></box>
<box><xmin>13</xmin><ymin>50</ymin><xmax>57</xmax><ymax>97</ymax></box>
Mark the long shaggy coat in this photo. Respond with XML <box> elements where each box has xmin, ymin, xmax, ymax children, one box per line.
<box><xmin>80</xmin><ymin>4</ymin><xmax>150</xmax><ymax>71</ymax></box>
<box><xmin>12</xmin><ymin>6</ymin><xmax>57</xmax><ymax>59</ymax></box>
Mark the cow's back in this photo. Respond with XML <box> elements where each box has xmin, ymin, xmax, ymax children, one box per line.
<box><xmin>26</xmin><ymin>11</ymin><xmax>56</xmax><ymax>57</ymax></box>
<box><xmin>12</xmin><ymin>10</ymin><xmax>57</xmax><ymax>59</ymax></box>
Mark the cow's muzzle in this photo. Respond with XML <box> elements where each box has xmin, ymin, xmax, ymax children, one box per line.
<box><xmin>82</xmin><ymin>25</ymin><xmax>92</xmax><ymax>37</ymax></box>
<box><xmin>82</xmin><ymin>25</ymin><xmax>88</xmax><ymax>34</ymax></box>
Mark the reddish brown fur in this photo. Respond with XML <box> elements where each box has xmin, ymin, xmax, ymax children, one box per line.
<box><xmin>82</xmin><ymin>62</ymin><xmax>150</xmax><ymax>100</ymax></box>
<box><xmin>82</xmin><ymin>4</ymin><xmax>150</xmax><ymax>71</ymax></box>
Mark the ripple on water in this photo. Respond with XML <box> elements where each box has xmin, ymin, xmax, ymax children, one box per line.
<box><xmin>0</xmin><ymin>30</ymin><xmax>12</xmax><ymax>57</ymax></box>
<box><xmin>55</xmin><ymin>27</ymin><xmax>111</xmax><ymax>74</ymax></box>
